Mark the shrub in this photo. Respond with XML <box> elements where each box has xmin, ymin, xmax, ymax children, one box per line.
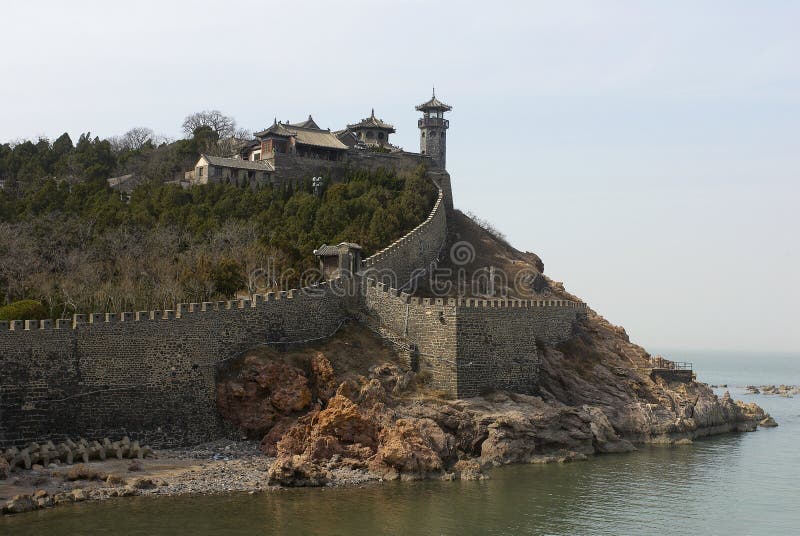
<box><xmin>0</xmin><ymin>300</ymin><xmax>48</xmax><ymax>321</ymax></box>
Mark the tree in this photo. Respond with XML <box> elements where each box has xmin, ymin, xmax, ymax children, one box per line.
<box><xmin>182</xmin><ymin>110</ymin><xmax>237</xmax><ymax>139</ymax></box>
<box><xmin>122</xmin><ymin>127</ymin><xmax>154</xmax><ymax>151</ymax></box>
<box><xmin>211</xmin><ymin>258</ymin><xmax>245</xmax><ymax>298</ymax></box>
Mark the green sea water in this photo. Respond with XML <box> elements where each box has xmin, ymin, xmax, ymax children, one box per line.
<box><xmin>2</xmin><ymin>351</ymin><xmax>798</xmax><ymax>536</ymax></box>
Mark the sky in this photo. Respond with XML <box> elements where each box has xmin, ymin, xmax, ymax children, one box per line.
<box><xmin>1</xmin><ymin>1</ymin><xmax>798</xmax><ymax>353</ymax></box>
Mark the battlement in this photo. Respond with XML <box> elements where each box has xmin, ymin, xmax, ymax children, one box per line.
<box><xmin>363</xmin><ymin>277</ymin><xmax>585</xmax><ymax>397</ymax></box>
<box><xmin>0</xmin><ymin>281</ymin><xmax>344</xmax><ymax>335</ymax></box>
<box><xmin>364</xmin><ymin>277</ymin><xmax>586</xmax><ymax>310</ymax></box>
<box><xmin>362</xmin><ymin>189</ymin><xmax>444</xmax><ymax>266</ymax></box>
<box><xmin>360</xmin><ymin>185</ymin><xmax>447</xmax><ymax>291</ymax></box>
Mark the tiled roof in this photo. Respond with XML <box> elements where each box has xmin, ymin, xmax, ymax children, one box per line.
<box><xmin>254</xmin><ymin>121</ymin><xmax>294</xmax><ymax>138</ymax></box>
<box><xmin>415</xmin><ymin>93</ymin><xmax>452</xmax><ymax>112</ymax></box>
<box><xmin>255</xmin><ymin>119</ymin><xmax>348</xmax><ymax>151</ymax></box>
<box><xmin>347</xmin><ymin>109</ymin><xmax>396</xmax><ymax>132</ymax></box>
<box><xmin>313</xmin><ymin>242</ymin><xmax>362</xmax><ymax>256</ymax></box>
<box><xmin>201</xmin><ymin>154</ymin><xmax>275</xmax><ymax>172</ymax></box>
<box><xmin>292</xmin><ymin>127</ymin><xmax>348</xmax><ymax>150</ymax></box>
<box><xmin>289</xmin><ymin>115</ymin><xmax>320</xmax><ymax>129</ymax></box>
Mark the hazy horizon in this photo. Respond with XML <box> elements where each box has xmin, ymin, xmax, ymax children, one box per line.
<box><xmin>1</xmin><ymin>1</ymin><xmax>797</xmax><ymax>353</ymax></box>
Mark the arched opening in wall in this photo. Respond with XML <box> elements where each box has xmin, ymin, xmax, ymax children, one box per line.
<box><xmin>421</xmin><ymin>132</ymin><xmax>426</xmax><ymax>138</ymax></box>
<box><xmin>378</xmin><ymin>132</ymin><xmax>384</xmax><ymax>141</ymax></box>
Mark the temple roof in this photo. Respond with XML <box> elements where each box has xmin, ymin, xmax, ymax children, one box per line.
<box><xmin>291</xmin><ymin>126</ymin><xmax>348</xmax><ymax>150</ymax></box>
<box><xmin>347</xmin><ymin>109</ymin><xmax>396</xmax><ymax>132</ymax></box>
<box><xmin>254</xmin><ymin>119</ymin><xmax>348</xmax><ymax>151</ymax></box>
<box><xmin>415</xmin><ymin>91</ymin><xmax>452</xmax><ymax>112</ymax></box>
<box><xmin>254</xmin><ymin>121</ymin><xmax>294</xmax><ymax>138</ymax></box>
<box><xmin>289</xmin><ymin>115</ymin><xmax>320</xmax><ymax>129</ymax></box>
<box><xmin>201</xmin><ymin>154</ymin><xmax>275</xmax><ymax>172</ymax></box>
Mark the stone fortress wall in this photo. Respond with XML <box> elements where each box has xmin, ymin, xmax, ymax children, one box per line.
<box><xmin>361</xmin><ymin>281</ymin><xmax>586</xmax><ymax>398</ymax></box>
<box><xmin>0</xmin><ymin>168</ymin><xmax>584</xmax><ymax>448</ymax></box>
<box><xmin>0</xmin><ymin>284</ymin><xmax>349</xmax><ymax>449</ymax></box>
<box><xmin>361</xmin><ymin>184</ymin><xmax>447</xmax><ymax>290</ymax></box>
<box><xmin>272</xmin><ymin>151</ymin><xmax>430</xmax><ymax>186</ymax></box>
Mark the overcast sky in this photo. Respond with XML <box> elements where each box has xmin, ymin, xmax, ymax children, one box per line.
<box><xmin>1</xmin><ymin>1</ymin><xmax>798</xmax><ymax>354</ymax></box>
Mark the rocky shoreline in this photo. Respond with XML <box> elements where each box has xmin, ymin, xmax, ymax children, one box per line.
<box><xmin>0</xmin><ymin>397</ymin><xmax>770</xmax><ymax>517</ymax></box>
<box><xmin>1</xmin><ymin>308</ymin><xmax>776</xmax><ymax>516</ymax></box>
<box><xmin>745</xmin><ymin>385</ymin><xmax>799</xmax><ymax>397</ymax></box>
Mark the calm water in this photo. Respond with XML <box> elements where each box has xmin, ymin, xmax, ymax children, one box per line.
<box><xmin>2</xmin><ymin>352</ymin><xmax>799</xmax><ymax>535</ymax></box>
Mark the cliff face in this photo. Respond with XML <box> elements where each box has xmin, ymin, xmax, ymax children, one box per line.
<box><xmin>217</xmin><ymin>319</ymin><xmax>765</xmax><ymax>486</ymax></box>
<box><xmin>541</xmin><ymin>311</ymin><xmax>763</xmax><ymax>443</ymax></box>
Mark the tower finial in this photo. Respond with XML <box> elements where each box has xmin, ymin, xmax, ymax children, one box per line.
<box><xmin>432</xmin><ymin>86</ymin><xmax>435</xmax><ymax>98</ymax></box>
<box><xmin>371</xmin><ymin>108</ymin><xmax>375</xmax><ymax>118</ymax></box>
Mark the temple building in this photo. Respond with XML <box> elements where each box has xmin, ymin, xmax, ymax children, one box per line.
<box><xmin>251</xmin><ymin>116</ymin><xmax>348</xmax><ymax>163</ymax></box>
<box><xmin>184</xmin><ymin>92</ymin><xmax>451</xmax><ymax>188</ymax></box>
<box><xmin>344</xmin><ymin>109</ymin><xmax>395</xmax><ymax>148</ymax></box>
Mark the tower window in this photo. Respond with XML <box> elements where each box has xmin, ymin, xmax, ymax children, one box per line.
<box><xmin>421</xmin><ymin>132</ymin><xmax>426</xmax><ymax>138</ymax></box>
<box><xmin>378</xmin><ymin>132</ymin><xmax>384</xmax><ymax>140</ymax></box>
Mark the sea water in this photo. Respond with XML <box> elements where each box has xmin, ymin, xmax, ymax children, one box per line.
<box><xmin>2</xmin><ymin>351</ymin><xmax>798</xmax><ymax>536</ymax></box>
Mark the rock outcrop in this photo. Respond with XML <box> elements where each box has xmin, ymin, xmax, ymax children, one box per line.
<box><xmin>223</xmin><ymin>312</ymin><xmax>770</xmax><ymax>487</ymax></box>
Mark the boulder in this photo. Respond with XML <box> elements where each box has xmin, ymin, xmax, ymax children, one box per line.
<box><xmin>129</xmin><ymin>477</ymin><xmax>157</xmax><ymax>490</ymax></box>
<box><xmin>3</xmin><ymin>494</ymin><xmax>37</xmax><ymax>514</ymax></box>
<box><xmin>266</xmin><ymin>456</ymin><xmax>329</xmax><ymax>487</ymax></box>
<box><xmin>70</xmin><ymin>488</ymin><xmax>88</xmax><ymax>502</ymax></box>
<box><xmin>452</xmin><ymin>459</ymin><xmax>484</xmax><ymax>480</ymax></box>
<box><xmin>371</xmin><ymin>418</ymin><xmax>446</xmax><ymax>477</ymax></box>
<box><xmin>217</xmin><ymin>356</ymin><xmax>312</xmax><ymax>438</ymax></box>
<box><xmin>759</xmin><ymin>416</ymin><xmax>778</xmax><ymax>428</ymax></box>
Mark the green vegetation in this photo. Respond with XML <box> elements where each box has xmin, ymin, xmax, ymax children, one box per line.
<box><xmin>0</xmin><ymin>161</ymin><xmax>436</xmax><ymax>317</ymax></box>
<box><xmin>0</xmin><ymin>300</ymin><xmax>49</xmax><ymax>321</ymax></box>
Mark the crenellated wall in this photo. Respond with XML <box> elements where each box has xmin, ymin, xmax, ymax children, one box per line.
<box><xmin>362</xmin><ymin>280</ymin><xmax>586</xmax><ymax>398</ymax></box>
<box><xmin>0</xmin><ymin>284</ymin><xmax>348</xmax><ymax>449</ymax></box>
<box><xmin>360</xmin><ymin>185</ymin><xmax>447</xmax><ymax>290</ymax></box>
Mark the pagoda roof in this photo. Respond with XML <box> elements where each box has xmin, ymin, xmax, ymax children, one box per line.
<box><xmin>347</xmin><ymin>109</ymin><xmax>396</xmax><ymax>132</ymax></box>
<box><xmin>415</xmin><ymin>91</ymin><xmax>452</xmax><ymax>112</ymax></box>
<box><xmin>254</xmin><ymin>121</ymin><xmax>294</xmax><ymax>138</ymax></box>
<box><xmin>289</xmin><ymin>115</ymin><xmax>320</xmax><ymax>129</ymax></box>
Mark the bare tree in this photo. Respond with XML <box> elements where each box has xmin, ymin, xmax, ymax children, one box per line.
<box><xmin>122</xmin><ymin>127</ymin><xmax>154</xmax><ymax>150</ymax></box>
<box><xmin>109</xmin><ymin>127</ymin><xmax>155</xmax><ymax>153</ymax></box>
<box><xmin>182</xmin><ymin>110</ymin><xmax>237</xmax><ymax>139</ymax></box>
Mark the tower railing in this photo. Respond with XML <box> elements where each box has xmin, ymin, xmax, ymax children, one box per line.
<box><xmin>418</xmin><ymin>118</ymin><xmax>449</xmax><ymax>129</ymax></box>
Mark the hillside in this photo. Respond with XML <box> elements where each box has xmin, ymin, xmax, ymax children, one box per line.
<box><xmin>0</xmin><ymin>166</ymin><xmax>436</xmax><ymax>318</ymax></box>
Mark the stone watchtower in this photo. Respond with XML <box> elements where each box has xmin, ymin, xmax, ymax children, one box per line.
<box><xmin>417</xmin><ymin>90</ymin><xmax>452</xmax><ymax>170</ymax></box>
